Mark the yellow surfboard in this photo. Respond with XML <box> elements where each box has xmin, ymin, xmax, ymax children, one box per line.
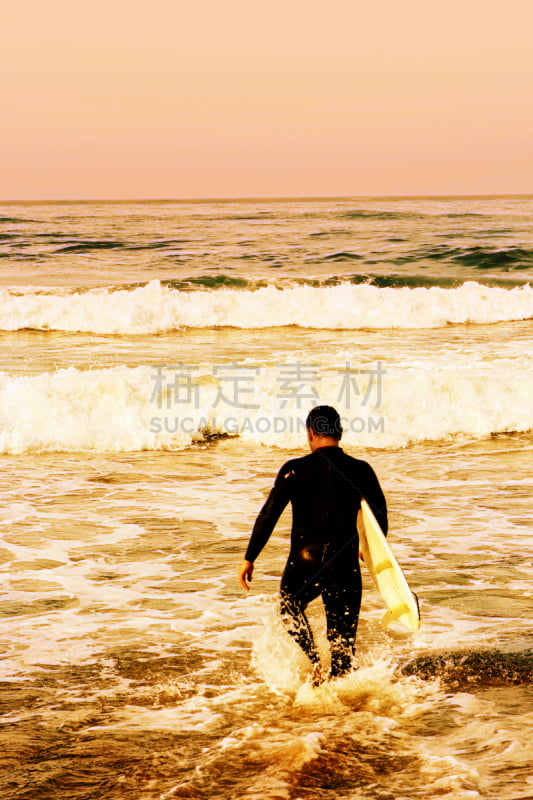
<box><xmin>357</xmin><ymin>499</ymin><xmax>420</xmax><ymax>632</ymax></box>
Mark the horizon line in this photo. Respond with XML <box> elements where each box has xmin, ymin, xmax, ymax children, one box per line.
<box><xmin>2</xmin><ymin>192</ymin><xmax>533</xmax><ymax>205</ymax></box>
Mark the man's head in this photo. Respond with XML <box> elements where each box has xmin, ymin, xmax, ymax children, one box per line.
<box><xmin>306</xmin><ymin>405</ymin><xmax>342</xmax><ymax>451</ymax></box>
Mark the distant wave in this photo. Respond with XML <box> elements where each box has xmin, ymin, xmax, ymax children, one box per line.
<box><xmin>55</xmin><ymin>240</ymin><xmax>127</xmax><ymax>253</ymax></box>
<box><xmin>441</xmin><ymin>212</ymin><xmax>485</xmax><ymax>218</ymax></box>
<box><xmin>321</xmin><ymin>252</ymin><xmax>364</xmax><ymax>262</ymax></box>
<box><xmin>309</xmin><ymin>229</ymin><xmax>354</xmax><ymax>238</ymax></box>
<box><xmin>453</xmin><ymin>246</ymin><xmax>533</xmax><ymax>270</ymax></box>
<box><xmin>128</xmin><ymin>239</ymin><xmax>191</xmax><ymax>251</ymax></box>
<box><xmin>340</xmin><ymin>209</ymin><xmax>425</xmax><ymax>220</ymax></box>
<box><xmin>0</xmin><ymin>355</ymin><xmax>531</xmax><ymax>453</ymax></box>
<box><xmin>0</xmin><ymin>233</ymin><xmax>192</xmax><ymax>255</ymax></box>
<box><xmin>395</xmin><ymin>244</ymin><xmax>533</xmax><ymax>271</ymax></box>
<box><xmin>0</xmin><ymin>280</ymin><xmax>532</xmax><ymax>334</ymax></box>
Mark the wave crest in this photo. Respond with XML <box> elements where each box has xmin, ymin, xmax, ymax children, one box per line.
<box><xmin>1</xmin><ymin>357</ymin><xmax>531</xmax><ymax>453</ymax></box>
<box><xmin>0</xmin><ymin>280</ymin><xmax>532</xmax><ymax>334</ymax></box>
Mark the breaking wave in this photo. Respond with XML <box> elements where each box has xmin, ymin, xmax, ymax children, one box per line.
<box><xmin>0</xmin><ymin>280</ymin><xmax>532</xmax><ymax>334</ymax></box>
<box><xmin>1</xmin><ymin>355</ymin><xmax>531</xmax><ymax>453</ymax></box>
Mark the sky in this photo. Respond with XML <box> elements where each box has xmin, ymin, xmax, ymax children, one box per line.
<box><xmin>1</xmin><ymin>0</ymin><xmax>532</xmax><ymax>200</ymax></box>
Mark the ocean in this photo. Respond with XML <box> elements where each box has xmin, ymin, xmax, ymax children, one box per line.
<box><xmin>0</xmin><ymin>195</ymin><xmax>532</xmax><ymax>800</ymax></box>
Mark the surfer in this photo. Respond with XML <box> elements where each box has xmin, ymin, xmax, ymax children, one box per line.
<box><xmin>239</xmin><ymin>405</ymin><xmax>388</xmax><ymax>682</ymax></box>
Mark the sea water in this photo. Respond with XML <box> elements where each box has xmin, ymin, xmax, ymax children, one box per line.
<box><xmin>0</xmin><ymin>196</ymin><xmax>532</xmax><ymax>799</ymax></box>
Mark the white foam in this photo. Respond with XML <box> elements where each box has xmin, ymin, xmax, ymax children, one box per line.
<box><xmin>0</xmin><ymin>354</ymin><xmax>531</xmax><ymax>453</ymax></box>
<box><xmin>1</xmin><ymin>279</ymin><xmax>532</xmax><ymax>333</ymax></box>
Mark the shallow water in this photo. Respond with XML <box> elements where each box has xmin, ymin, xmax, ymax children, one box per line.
<box><xmin>1</xmin><ymin>435</ymin><xmax>531</xmax><ymax>799</ymax></box>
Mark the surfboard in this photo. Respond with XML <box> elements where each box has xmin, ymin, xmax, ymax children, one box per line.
<box><xmin>357</xmin><ymin>498</ymin><xmax>420</xmax><ymax>632</ymax></box>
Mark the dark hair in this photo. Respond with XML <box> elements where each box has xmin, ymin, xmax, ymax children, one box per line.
<box><xmin>306</xmin><ymin>405</ymin><xmax>343</xmax><ymax>440</ymax></box>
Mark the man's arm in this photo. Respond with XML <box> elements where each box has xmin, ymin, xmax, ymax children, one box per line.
<box><xmin>238</xmin><ymin>464</ymin><xmax>293</xmax><ymax>590</ymax></box>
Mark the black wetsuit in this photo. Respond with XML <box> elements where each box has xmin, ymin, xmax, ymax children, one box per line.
<box><xmin>245</xmin><ymin>446</ymin><xmax>387</xmax><ymax>677</ymax></box>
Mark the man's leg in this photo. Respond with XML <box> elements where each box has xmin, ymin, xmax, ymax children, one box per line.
<box><xmin>322</xmin><ymin>569</ymin><xmax>362</xmax><ymax>678</ymax></box>
<box><xmin>279</xmin><ymin>561</ymin><xmax>322</xmax><ymax>667</ymax></box>
<box><xmin>279</xmin><ymin>591</ymin><xmax>320</xmax><ymax>666</ymax></box>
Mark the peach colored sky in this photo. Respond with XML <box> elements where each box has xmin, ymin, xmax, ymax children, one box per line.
<box><xmin>2</xmin><ymin>0</ymin><xmax>532</xmax><ymax>200</ymax></box>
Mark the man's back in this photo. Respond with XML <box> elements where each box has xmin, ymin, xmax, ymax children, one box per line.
<box><xmin>245</xmin><ymin>446</ymin><xmax>387</xmax><ymax>563</ymax></box>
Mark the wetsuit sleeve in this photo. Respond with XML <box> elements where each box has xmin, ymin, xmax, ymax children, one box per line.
<box><xmin>361</xmin><ymin>463</ymin><xmax>388</xmax><ymax>536</ymax></box>
<box><xmin>244</xmin><ymin>464</ymin><xmax>293</xmax><ymax>562</ymax></box>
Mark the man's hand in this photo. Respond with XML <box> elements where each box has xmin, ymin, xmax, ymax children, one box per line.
<box><xmin>239</xmin><ymin>560</ymin><xmax>254</xmax><ymax>591</ymax></box>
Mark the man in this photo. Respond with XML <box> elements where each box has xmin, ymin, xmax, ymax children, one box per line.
<box><xmin>238</xmin><ymin>405</ymin><xmax>387</xmax><ymax>683</ymax></box>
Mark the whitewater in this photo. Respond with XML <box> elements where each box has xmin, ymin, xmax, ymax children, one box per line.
<box><xmin>1</xmin><ymin>279</ymin><xmax>533</xmax><ymax>333</ymax></box>
<box><xmin>1</xmin><ymin>347</ymin><xmax>531</xmax><ymax>453</ymax></box>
